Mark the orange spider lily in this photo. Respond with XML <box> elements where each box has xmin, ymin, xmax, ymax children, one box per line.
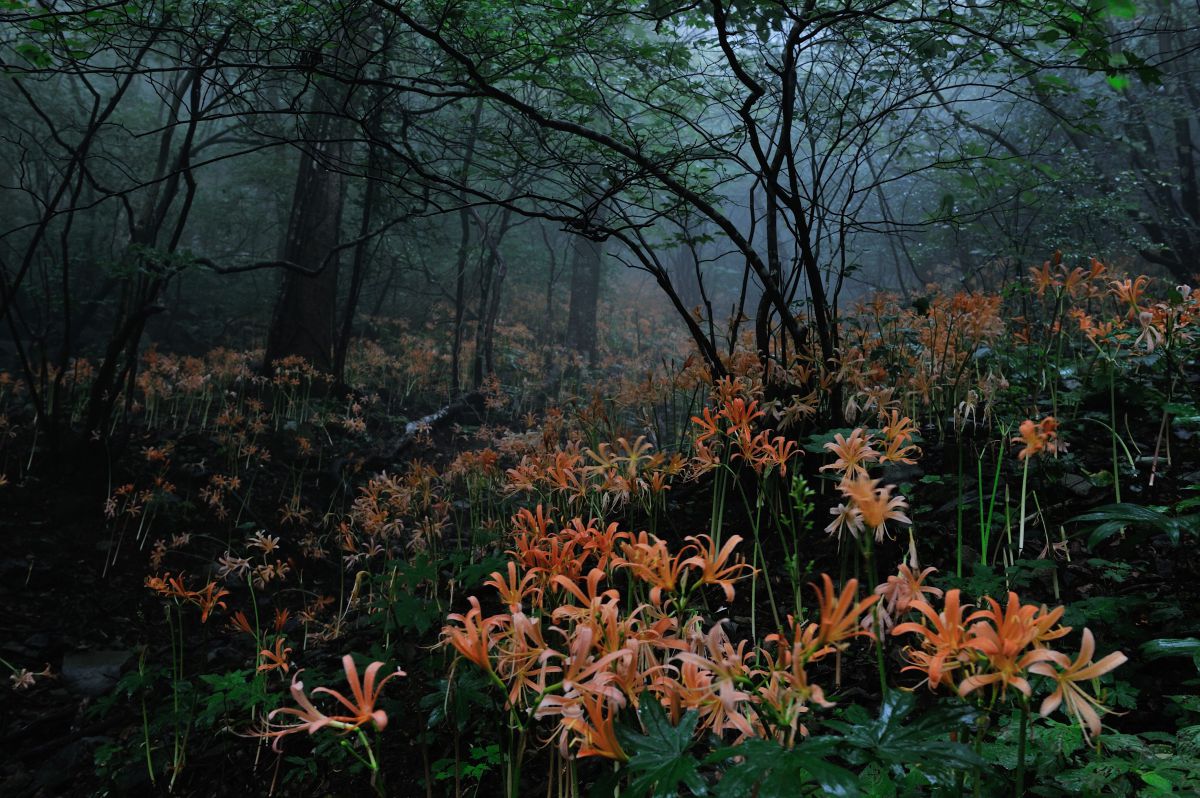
<box><xmin>690</xmin><ymin>406</ymin><xmax>723</xmax><ymax>445</ymax></box>
<box><xmin>550</xmin><ymin>568</ymin><xmax>621</xmax><ymax>622</ymax></box>
<box><xmin>260</xmin><ymin>672</ymin><xmax>340</xmax><ymax>750</ymax></box>
<box><xmin>689</xmin><ymin>440</ymin><xmax>722</xmax><ymax>476</ymax></box>
<box><xmin>820</xmin><ymin>428</ymin><xmax>879</xmax><ymax>480</ymax></box>
<box><xmin>146</xmin><ymin>572</ymin><xmax>192</xmax><ymax>600</ymax></box>
<box><xmin>229</xmin><ymin>611</ymin><xmax>255</xmax><ymax>636</ymax></box>
<box><xmin>616</xmin><ymin>535</ymin><xmax>693</xmax><ymax>607</ymax></box>
<box><xmin>812</xmin><ymin>574</ymin><xmax>879</xmax><ymax>650</ymax></box>
<box><xmin>492</xmin><ymin>611</ymin><xmax>551</xmax><ymax>707</ymax></box>
<box><xmin>718</xmin><ymin>397</ymin><xmax>765</xmax><ymax>443</ymax></box>
<box><xmin>312</xmin><ymin>655</ymin><xmax>406</xmax><ymax>732</ymax></box>
<box><xmin>681</xmin><ymin>534</ymin><xmax>755</xmax><ymax>603</ymax></box>
<box><xmin>840</xmin><ymin>476</ymin><xmax>911</xmax><ymax>542</ymax></box>
<box><xmin>572</xmin><ymin>691</ymin><xmax>629</xmax><ymax>761</ymax></box>
<box><xmin>1029</xmin><ymin>628</ymin><xmax>1127</xmax><ymax>741</ymax></box>
<box><xmin>485</xmin><ymin>561</ymin><xmax>543</xmax><ymax>613</ymax></box>
<box><xmin>893</xmin><ymin>589</ymin><xmax>972</xmax><ymax>690</ymax></box>
<box><xmin>258</xmin><ymin>637</ymin><xmax>293</xmax><ymax>674</ymax></box>
<box><xmin>512</xmin><ymin>505</ymin><xmax>554</xmax><ymax>540</ymax></box>
<box><xmin>544</xmin><ymin>624</ymin><xmax>628</xmax><ymax>698</ymax></box>
<box><xmin>1110</xmin><ymin>275</ymin><xmax>1150</xmax><ymax>317</ymax></box>
<box><xmin>260</xmin><ymin>657</ymin><xmax>405</xmax><ymax>750</ymax></box>
<box><xmin>751</xmin><ymin>434</ymin><xmax>799</xmax><ymax>476</ymax></box>
<box><xmin>442</xmin><ymin>596</ymin><xmax>500</xmax><ymax>673</ymax></box>
<box><xmin>880</xmin><ymin>411</ymin><xmax>921</xmax><ymax>464</ymax></box>
<box><xmin>673</xmin><ymin>622</ymin><xmax>756</xmax><ymax>738</ymax></box>
<box><xmin>1012</xmin><ymin>416</ymin><xmax>1058</xmax><ymax>459</ymax></box>
<box><xmin>872</xmin><ymin>564</ymin><xmax>942</xmax><ymax>633</ymax></box>
<box><xmin>566</xmin><ymin>519</ymin><xmax>629</xmax><ymax>571</ymax></box>
<box><xmin>958</xmin><ymin>593</ymin><xmax>1060</xmax><ymax>698</ymax></box>
<box><xmin>1029</xmin><ymin>261</ymin><xmax>1061</xmax><ymax>297</ymax></box>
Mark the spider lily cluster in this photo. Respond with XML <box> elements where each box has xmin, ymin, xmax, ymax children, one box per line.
<box><xmin>441</xmin><ymin>506</ymin><xmax>882</xmax><ymax>760</ymax></box>
<box><xmin>894</xmin><ymin>590</ymin><xmax>1126</xmax><ymax>741</ymax></box>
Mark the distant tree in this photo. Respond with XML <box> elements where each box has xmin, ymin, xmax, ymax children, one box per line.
<box><xmin>363</xmin><ymin>0</ymin><xmax>1144</xmax><ymax>420</ymax></box>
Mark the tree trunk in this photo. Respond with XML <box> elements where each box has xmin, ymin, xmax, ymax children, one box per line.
<box><xmin>333</xmin><ymin>135</ymin><xmax>383</xmax><ymax>386</ymax></box>
<box><xmin>565</xmin><ymin>232</ymin><xmax>603</xmax><ymax>366</ymax></box>
<box><xmin>263</xmin><ymin>123</ymin><xmax>347</xmax><ymax>375</ymax></box>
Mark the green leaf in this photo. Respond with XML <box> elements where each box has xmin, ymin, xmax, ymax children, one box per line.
<box><xmin>1105</xmin><ymin>0</ymin><xmax>1137</xmax><ymax>19</ymax></box>
<box><xmin>618</xmin><ymin>702</ymin><xmax>708</xmax><ymax>798</ymax></box>
<box><xmin>711</xmin><ymin>738</ymin><xmax>859</xmax><ymax>798</ymax></box>
<box><xmin>1139</xmin><ymin>771</ymin><xmax>1173</xmax><ymax>792</ymax></box>
<box><xmin>1142</xmin><ymin>638</ymin><xmax>1200</xmax><ymax>659</ymax></box>
<box><xmin>816</xmin><ymin>691</ymin><xmax>984</xmax><ymax>774</ymax></box>
<box><xmin>1069</xmin><ymin>503</ymin><xmax>1197</xmax><ymax>547</ymax></box>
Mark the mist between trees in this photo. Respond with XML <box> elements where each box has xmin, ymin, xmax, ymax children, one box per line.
<box><xmin>1</xmin><ymin>0</ymin><xmax>1196</xmax><ymax>441</ymax></box>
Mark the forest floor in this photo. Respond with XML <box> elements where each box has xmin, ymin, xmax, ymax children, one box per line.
<box><xmin>2</xmin><ymin>287</ymin><xmax>1200</xmax><ymax>797</ymax></box>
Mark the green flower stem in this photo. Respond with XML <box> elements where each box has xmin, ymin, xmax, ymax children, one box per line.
<box><xmin>1015</xmin><ymin>694</ymin><xmax>1030</xmax><ymax>798</ymax></box>
<box><xmin>1017</xmin><ymin>454</ymin><xmax>1030</xmax><ymax>555</ymax></box>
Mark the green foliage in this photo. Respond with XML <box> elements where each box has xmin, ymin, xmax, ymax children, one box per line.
<box><xmin>1070</xmin><ymin>502</ymin><xmax>1200</xmax><ymax>548</ymax></box>
<box><xmin>814</xmin><ymin>691</ymin><xmax>984</xmax><ymax>783</ymax></box>
<box><xmin>709</xmin><ymin>738</ymin><xmax>858</xmax><ymax>797</ymax></box>
<box><xmin>617</xmin><ymin>701</ymin><xmax>708</xmax><ymax>798</ymax></box>
<box><xmin>1142</xmin><ymin>638</ymin><xmax>1200</xmax><ymax>674</ymax></box>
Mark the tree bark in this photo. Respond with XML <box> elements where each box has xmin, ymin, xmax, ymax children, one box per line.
<box><xmin>565</xmin><ymin>231</ymin><xmax>603</xmax><ymax>366</ymax></box>
<box><xmin>263</xmin><ymin>118</ymin><xmax>347</xmax><ymax>375</ymax></box>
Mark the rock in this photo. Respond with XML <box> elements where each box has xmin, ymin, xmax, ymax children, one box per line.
<box><xmin>60</xmin><ymin>649</ymin><xmax>131</xmax><ymax>697</ymax></box>
<box><xmin>1059</xmin><ymin>473</ymin><xmax>1093</xmax><ymax>496</ymax></box>
<box><xmin>880</xmin><ymin>462</ymin><xmax>924</xmax><ymax>484</ymax></box>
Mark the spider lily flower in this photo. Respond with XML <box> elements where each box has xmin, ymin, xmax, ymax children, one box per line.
<box><xmin>566</xmin><ymin>519</ymin><xmax>630</xmax><ymax>571</ymax></box>
<box><xmin>493</xmin><ymin>611</ymin><xmax>551</xmax><ymax>707</ymax></box>
<box><xmin>615</xmin><ymin>536</ymin><xmax>692</xmax><ymax>607</ymax></box>
<box><xmin>485</xmin><ymin>561</ymin><xmax>543</xmax><ymax>613</ymax></box>
<box><xmin>756</xmin><ymin>434</ymin><xmax>799</xmax><ymax>476</ymax></box>
<box><xmin>893</xmin><ymin>589</ymin><xmax>972</xmax><ymax>691</ymax></box>
<box><xmin>229</xmin><ymin>611</ymin><xmax>255</xmax><ymax>636</ymax></box>
<box><xmin>812</xmin><ymin>574</ymin><xmax>879</xmax><ymax>650</ymax></box>
<box><xmin>1134</xmin><ymin>310</ymin><xmax>1163</xmax><ymax>352</ymax></box>
<box><xmin>550</xmin><ymin>568</ymin><xmax>620</xmax><ymax>621</ymax></box>
<box><xmin>258</xmin><ymin>658</ymin><xmax>405</xmax><ymax>751</ymax></box>
<box><xmin>959</xmin><ymin>593</ymin><xmax>1060</xmax><ymax>698</ymax></box>
<box><xmin>1029</xmin><ymin>261</ymin><xmax>1061</xmax><ymax>297</ymax></box>
<box><xmin>717</xmin><ymin>396</ymin><xmax>765</xmax><ymax>444</ymax></box>
<box><xmin>258</xmin><ymin>637</ymin><xmax>293</xmax><ymax>674</ymax></box>
<box><xmin>442</xmin><ymin>596</ymin><xmax>500</xmax><ymax>673</ymax></box>
<box><xmin>673</xmin><ymin>623</ymin><xmax>756</xmax><ymax>738</ymax></box>
<box><xmin>1110</xmin><ymin>275</ymin><xmax>1150</xmax><ymax>318</ymax></box>
<box><xmin>259</xmin><ymin>677</ymin><xmax>334</xmax><ymax>751</ymax></box>
<box><xmin>572</xmin><ymin>691</ymin><xmax>628</xmax><ymax>761</ymax></box>
<box><xmin>1012</xmin><ymin>416</ymin><xmax>1058</xmax><ymax>459</ymax></box>
<box><xmin>1029</xmin><ymin>628</ymin><xmax>1126</xmax><ymax>741</ymax></box>
<box><xmin>680</xmin><ymin>534</ymin><xmax>754</xmax><ymax>603</ymax></box>
<box><xmin>879</xmin><ymin>410</ymin><xmax>921</xmax><ymax>464</ymax></box>
<box><xmin>312</xmin><ymin>655</ymin><xmax>406</xmax><ymax>732</ymax></box>
<box><xmin>825</xmin><ymin>502</ymin><xmax>865</xmax><ymax>541</ymax></box>
<box><xmin>840</xmin><ymin>476</ymin><xmax>911</xmax><ymax>542</ymax></box>
<box><xmin>820</xmin><ymin>428</ymin><xmax>878</xmax><ymax>480</ymax></box>
<box><xmin>193</xmin><ymin>581</ymin><xmax>230</xmax><ymax>623</ymax></box>
<box><xmin>871</xmin><ymin>564</ymin><xmax>942</xmax><ymax>634</ymax></box>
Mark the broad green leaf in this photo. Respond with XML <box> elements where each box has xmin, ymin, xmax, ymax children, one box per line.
<box><xmin>711</xmin><ymin>739</ymin><xmax>859</xmax><ymax>798</ymax></box>
<box><xmin>618</xmin><ymin>702</ymin><xmax>707</xmax><ymax>798</ymax></box>
<box><xmin>1142</xmin><ymin>638</ymin><xmax>1200</xmax><ymax>659</ymax></box>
